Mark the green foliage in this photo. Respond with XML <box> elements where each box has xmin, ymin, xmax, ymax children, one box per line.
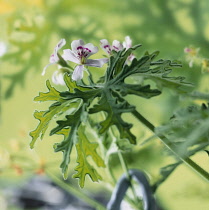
<box><xmin>152</xmin><ymin>103</ymin><xmax>209</xmax><ymax>190</ymax></box>
<box><xmin>30</xmin><ymin>45</ymin><xmax>192</xmax><ymax>187</ymax></box>
<box><xmin>73</xmin><ymin>126</ymin><xmax>105</xmax><ymax>188</ymax></box>
<box><xmin>152</xmin><ymin>162</ymin><xmax>181</xmax><ymax>192</ymax></box>
<box><xmin>29</xmin><ymin>80</ymin><xmax>80</xmax><ymax>149</ymax></box>
<box><xmin>34</xmin><ymin>80</ymin><xmax>61</xmax><ymax>102</ymax></box>
<box><xmin>155</xmin><ymin>103</ymin><xmax>209</xmax><ymax>155</ymax></box>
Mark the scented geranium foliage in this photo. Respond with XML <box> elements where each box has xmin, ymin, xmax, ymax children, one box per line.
<box><xmin>30</xmin><ymin>37</ymin><xmax>208</xmax><ymax>188</ymax></box>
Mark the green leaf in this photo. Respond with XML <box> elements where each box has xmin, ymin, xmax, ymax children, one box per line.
<box><xmin>30</xmin><ymin>80</ymin><xmax>80</xmax><ymax>149</ymax></box>
<box><xmin>53</xmin><ymin>128</ymin><xmax>74</xmax><ymax>179</ymax></box>
<box><xmin>105</xmin><ymin>44</ymin><xmax>142</xmax><ymax>81</ymax></box>
<box><xmin>63</xmin><ymin>73</ymin><xmax>93</xmax><ymax>93</ymax></box>
<box><xmin>109</xmin><ymin>50</ymin><xmax>192</xmax><ymax>92</ymax></box>
<box><xmin>115</xmin><ymin>83</ymin><xmax>161</xmax><ymax>98</ymax></box>
<box><xmin>50</xmin><ymin>105</ymin><xmax>84</xmax><ymax>135</ymax></box>
<box><xmin>78</xmin><ymin>125</ymin><xmax>105</xmax><ymax>167</ymax></box>
<box><xmin>51</xmin><ymin>105</ymin><xmax>85</xmax><ymax>179</ymax></box>
<box><xmin>155</xmin><ymin>103</ymin><xmax>209</xmax><ymax>155</ymax></box>
<box><xmin>34</xmin><ymin>80</ymin><xmax>61</xmax><ymax>102</ymax></box>
<box><xmin>30</xmin><ymin>101</ymin><xmax>79</xmax><ymax>149</ymax></box>
<box><xmin>134</xmin><ymin>57</ymin><xmax>192</xmax><ymax>91</ymax></box>
<box><xmin>186</xmin><ymin>91</ymin><xmax>209</xmax><ymax>101</ymax></box>
<box><xmin>73</xmin><ymin>126</ymin><xmax>105</xmax><ymax>188</ymax></box>
<box><xmin>89</xmin><ymin>90</ymin><xmax>136</xmax><ymax>144</ymax></box>
<box><xmin>30</xmin><ymin>110</ymin><xmax>49</xmax><ymax>148</ymax></box>
<box><xmin>152</xmin><ymin>162</ymin><xmax>180</xmax><ymax>192</ymax></box>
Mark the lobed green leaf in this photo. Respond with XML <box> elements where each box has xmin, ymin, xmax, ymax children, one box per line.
<box><xmin>73</xmin><ymin>126</ymin><xmax>105</xmax><ymax>187</ymax></box>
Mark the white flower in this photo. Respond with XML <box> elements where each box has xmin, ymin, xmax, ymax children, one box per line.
<box><xmin>63</xmin><ymin>39</ymin><xmax>108</xmax><ymax>81</ymax></box>
<box><xmin>42</xmin><ymin>39</ymin><xmax>66</xmax><ymax>75</ymax></box>
<box><xmin>0</xmin><ymin>42</ymin><xmax>7</xmax><ymax>57</ymax></box>
<box><xmin>123</xmin><ymin>36</ymin><xmax>135</xmax><ymax>61</ymax></box>
<box><xmin>184</xmin><ymin>46</ymin><xmax>200</xmax><ymax>68</ymax></box>
<box><xmin>51</xmin><ymin>70</ymin><xmax>66</xmax><ymax>86</ymax></box>
<box><xmin>123</xmin><ymin>36</ymin><xmax>132</xmax><ymax>49</ymax></box>
<box><xmin>100</xmin><ymin>39</ymin><xmax>123</xmax><ymax>55</ymax></box>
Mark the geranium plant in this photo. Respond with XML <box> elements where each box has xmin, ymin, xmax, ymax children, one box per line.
<box><xmin>30</xmin><ymin>36</ymin><xmax>209</xmax><ymax>209</ymax></box>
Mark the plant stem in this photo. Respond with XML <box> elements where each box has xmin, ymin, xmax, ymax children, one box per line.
<box><xmin>118</xmin><ymin>150</ymin><xmax>141</xmax><ymax>207</ymax></box>
<box><xmin>131</xmin><ymin>109</ymin><xmax>209</xmax><ymax>182</ymax></box>
<box><xmin>104</xmin><ymin>112</ymin><xmax>141</xmax><ymax>208</ymax></box>
<box><xmin>46</xmin><ymin>170</ymin><xmax>106</xmax><ymax>210</ymax></box>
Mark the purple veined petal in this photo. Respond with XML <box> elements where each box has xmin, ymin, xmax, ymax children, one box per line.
<box><xmin>71</xmin><ymin>39</ymin><xmax>85</xmax><ymax>52</ymax></box>
<box><xmin>63</xmin><ymin>49</ymin><xmax>80</xmax><ymax>64</ymax></box>
<box><xmin>100</xmin><ymin>39</ymin><xmax>109</xmax><ymax>47</ymax></box>
<box><xmin>52</xmin><ymin>70</ymin><xmax>65</xmax><ymax>85</ymax></box>
<box><xmin>85</xmin><ymin>58</ymin><xmax>109</xmax><ymax>67</ymax></box>
<box><xmin>56</xmin><ymin>38</ymin><xmax>66</xmax><ymax>50</ymax></box>
<box><xmin>72</xmin><ymin>65</ymin><xmax>84</xmax><ymax>81</ymax></box>
<box><xmin>49</xmin><ymin>53</ymin><xmax>59</xmax><ymax>63</ymax></box>
<box><xmin>83</xmin><ymin>43</ymin><xmax>98</xmax><ymax>57</ymax></box>
<box><xmin>128</xmin><ymin>54</ymin><xmax>135</xmax><ymax>62</ymax></box>
<box><xmin>100</xmin><ymin>39</ymin><xmax>111</xmax><ymax>54</ymax></box>
<box><xmin>52</xmin><ymin>39</ymin><xmax>66</xmax><ymax>61</ymax></box>
<box><xmin>112</xmin><ymin>40</ymin><xmax>123</xmax><ymax>52</ymax></box>
<box><xmin>42</xmin><ymin>63</ymin><xmax>55</xmax><ymax>75</ymax></box>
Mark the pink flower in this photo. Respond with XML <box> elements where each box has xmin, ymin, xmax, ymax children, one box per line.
<box><xmin>63</xmin><ymin>39</ymin><xmax>108</xmax><ymax>81</ymax></box>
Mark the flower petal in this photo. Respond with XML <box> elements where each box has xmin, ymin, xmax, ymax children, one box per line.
<box><xmin>123</xmin><ymin>36</ymin><xmax>132</xmax><ymax>49</ymax></box>
<box><xmin>112</xmin><ymin>40</ymin><xmax>123</xmax><ymax>52</ymax></box>
<box><xmin>49</xmin><ymin>53</ymin><xmax>59</xmax><ymax>63</ymax></box>
<box><xmin>85</xmin><ymin>58</ymin><xmax>108</xmax><ymax>67</ymax></box>
<box><xmin>63</xmin><ymin>49</ymin><xmax>80</xmax><ymax>64</ymax></box>
<box><xmin>72</xmin><ymin>65</ymin><xmax>84</xmax><ymax>81</ymax></box>
<box><xmin>49</xmin><ymin>39</ymin><xmax>66</xmax><ymax>64</ymax></box>
<box><xmin>71</xmin><ymin>39</ymin><xmax>85</xmax><ymax>52</ymax></box>
<box><xmin>83</xmin><ymin>43</ymin><xmax>98</xmax><ymax>57</ymax></box>
<box><xmin>52</xmin><ymin>70</ymin><xmax>65</xmax><ymax>85</ymax></box>
<box><xmin>42</xmin><ymin>63</ymin><xmax>54</xmax><ymax>75</ymax></box>
<box><xmin>100</xmin><ymin>39</ymin><xmax>111</xmax><ymax>54</ymax></box>
<box><xmin>56</xmin><ymin>39</ymin><xmax>66</xmax><ymax>50</ymax></box>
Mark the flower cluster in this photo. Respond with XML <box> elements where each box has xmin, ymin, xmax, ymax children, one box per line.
<box><xmin>43</xmin><ymin>36</ymin><xmax>134</xmax><ymax>84</ymax></box>
<box><xmin>184</xmin><ymin>46</ymin><xmax>209</xmax><ymax>73</ymax></box>
<box><xmin>184</xmin><ymin>46</ymin><xmax>200</xmax><ymax>68</ymax></box>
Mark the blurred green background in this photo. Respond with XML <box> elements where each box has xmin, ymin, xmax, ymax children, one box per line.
<box><xmin>0</xmin><ymin>0</ymin><xmax>209</xmax><ymax>209</ymax></box>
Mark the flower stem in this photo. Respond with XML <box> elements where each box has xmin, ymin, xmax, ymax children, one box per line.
<box><xmin>118</xmin><ymin>150</ymin><xmax>141</xmax><ymax>207</ymax></box>
<box><xmin>131</xmin><ymin>109</ymin><xmax>209</xmax><ymax>182</ymax></box>
<box><xmin>46</xmin><ymin>170</ymin><xmax>106</xmax><ymax>210</ymax></box>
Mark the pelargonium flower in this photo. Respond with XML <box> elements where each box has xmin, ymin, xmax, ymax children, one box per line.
<box><xmin>184</xmin><ymin>46</ymin><xmax>200</xmax><ymax>67</ymax></box>
<box><xmin>42</xmin><ymin>39</ymin><xmax>66</xmax><ymax>75</ymax></box>
<box><xmin>100</xmin><ymin>39</ymin><xmax>123</xmax><ymax>55</ymax></box>
<box><xmin>52</xmin><ymin>69</ymin><xmax>66</xmax><ymax>86</ymax></box>
<box><xmin>62</xmin><ymin>39</ymin><xmax>108</xmax><ymax>81</ymax></box>
<box><xmin>123</xmin><ymin>36</ymin><xmax>135</xmax><ymax>61</ymax></box>
<box><xmin>123</xmin><ymin>36</ymin><xmax>132</xmax><ymax>49</ymax></box>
